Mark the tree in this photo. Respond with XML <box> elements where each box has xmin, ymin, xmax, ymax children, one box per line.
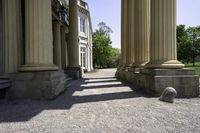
<box><xmin>93</xmin><ymin>22</ymin><xmax>119</xmax><ymax>68</ymax></box>
<box><xmin>176</xmin><ymin>25</ymin><xmax>200</xmax><ymax>66</ymax></box>
<box><xmin>176</xmin><ymin>25</ymin><xmax>189</xmax><ymax>62</ymax></box>
<box><xmin>186</xmin><ymin>26</ymin><xmax>200</xmax><ymax>66</ymax></box>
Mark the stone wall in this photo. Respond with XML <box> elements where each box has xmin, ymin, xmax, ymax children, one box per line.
<box><xmin>118</xmin><ymin>68</ymin><xmax>199</xmax><ymax>98</ymax></box>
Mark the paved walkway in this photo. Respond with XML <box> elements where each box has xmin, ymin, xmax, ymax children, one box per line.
<box><xmin>0</xmin><ymin>69</ymin><xmax>200</xmax><ymax>133</ymax></box>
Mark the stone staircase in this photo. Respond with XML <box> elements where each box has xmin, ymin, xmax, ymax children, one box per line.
<box><xmin>0</xmin><ymin>79</ymin><xmax>11</xmax><ymax>99</ymax></box>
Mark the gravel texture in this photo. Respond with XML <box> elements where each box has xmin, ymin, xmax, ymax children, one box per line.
<box><xmin>0</xmin><ymin>69</ymin><xmax>200</xmax><ymax>133</ymax></box>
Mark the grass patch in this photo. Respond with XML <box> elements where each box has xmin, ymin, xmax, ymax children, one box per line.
<box><xmin>185</xmin><ymin>62</ymin><xmax>200</xmax><ymax>76</ymax></box>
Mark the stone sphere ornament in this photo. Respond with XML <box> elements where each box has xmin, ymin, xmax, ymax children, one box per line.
<box><xmin>159</xmin><ymin>87</ymin><xmax>177</xmax><ymax>103</ymax></box>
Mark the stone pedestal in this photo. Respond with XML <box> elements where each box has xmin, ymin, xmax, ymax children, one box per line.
<box><xmin>139</xmin><ymin>69</ymin><xmax>199</xmax><ymax>98</ymax></box>
<box><xmin>119</xmin><ymin>68</ymin><xmax>199</xmax><ymax>98</ymax></box>
<box><xmin>8</xmin><ymin>71</ymin><xmax>67</xmax><ymax>100</ymax></box>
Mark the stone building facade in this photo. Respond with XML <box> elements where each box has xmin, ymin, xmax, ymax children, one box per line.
<box><xmin>0</xmin><ymin>0</ymin><xmax>93</xmax><ymax>99</ymax></box>
<box><xmin>0</xmin><ymin>0</ymin><xmax>199</xmax><ymax>99</ymax></box>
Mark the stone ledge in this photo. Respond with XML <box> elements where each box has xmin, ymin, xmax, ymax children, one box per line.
<box><xmin>7</xmin><ymin>70</ymin><xmax>67</xmax><ymax>100</ymax></box>
<box><xmin>118</xmin><ymin>68</ymin><xmax>199</xmax><ymax>98</ymax></box>
<box><xmin>140</xmin><ymin>68</ymin><xmax>196</xmax><ymax>76</ymax></box>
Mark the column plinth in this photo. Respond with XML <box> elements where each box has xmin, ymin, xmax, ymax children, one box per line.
<box><xmin>145</xmin><ymin>0</ymin><xmax>184</xmax><ymax>69</ymax></box>
<box><xmin>19</xmin><ymin>0</ymin><xmax>58</xmax><ymax>71</ymax></box>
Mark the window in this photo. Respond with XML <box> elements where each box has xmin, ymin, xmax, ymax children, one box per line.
<box><xmin>80</xmin><ymin>47</ymin><xmax>86</xmax><ymax>68</ymax></box>
<box><xmin>80</xmin><ymin>17</ymin><xmax>85</xmax><ymax>33</ymax></box>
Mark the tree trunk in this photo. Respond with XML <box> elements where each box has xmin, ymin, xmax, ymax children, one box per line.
<box><xmin>192</xmin><ymin>55</ymin><xmax>195</xmax><ymax>67</ymax></box>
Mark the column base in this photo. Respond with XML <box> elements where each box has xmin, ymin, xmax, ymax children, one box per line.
<box><xmin>145</xmin><ymin>60</ymin><xmax>185</xmax><ymax>69</ymax></box>
<box><xmin>7</xmin><ymin>70</ymin><xmax>67</xmax><ymax>100</ymax></box>
<box><xmin>131</xmin><ymin>62</ymin><xmax>148</xmax><ymax>68</ymax></box>
<box><xmin>117</xmin><ymin>68</ymin><xmax>199</xmax><ymax>98</ymax></box>
<box><xmin>65</xmin><ymin>67</ymin><xmax>83</xmax><ymax>80</ymax></box>
<box><xmin>19</xmin><ymin>64</ymin><xmax>58</xmax><ymax>71</ymax></box>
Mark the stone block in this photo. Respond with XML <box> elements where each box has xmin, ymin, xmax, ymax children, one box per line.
<box><xmin>159</xmin><ymin>87</ymin><xmax>177</xmax><ymax>103</ymax></box>
<box><xmin>8</xmin><ymin>70</ymin><xmax>67</xmax><ymax>100</ymax></box>
<box><xmin>117</xmin><ymin>68</ymin><xmax>199</xmax><ymax>98</ymax></box>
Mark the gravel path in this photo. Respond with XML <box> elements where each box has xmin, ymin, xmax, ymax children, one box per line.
<box><xmin>0</xmin><ymin>69</ymin><xmax>200</xmax><ymax>133</ymax></box>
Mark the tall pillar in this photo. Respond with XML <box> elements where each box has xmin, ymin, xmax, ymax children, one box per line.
<box><xmin>66</xmin><ymin>0</ymin><xmax>82</xmax><ymax>79</ymax></box>
<box><xmin>53</xmin><ymin>21</ymin><xmax>62</xmax><ymax>69</ymax></box>
<box><xmin>20</xmin><ymin>0</ymin><xmax>58</xmax><ymax>71</ymax></box>
<box><xmin>120</xmin><ymin>0</ymin><xmax>127</xmax><ymax>66</ymax></box>
<box><xmin>145</xmin><ymin>0</ymin><xmax>184</xmax><ymax>68</ymax></box>
<box><xmin>61</xmin><ymin>26</ymin><xmax>67</xmax><ymax>69</ymax></box>
<box><xmin>3</xmin><ymin>0</ymin><xmax>22</xmax><ymax>73</ymax></box>
<box><xmin>0</xmin><ymin>0</ymin><xmax>3</xmax><ymax>74</ymax></box>
<box><xmin>68</xmin><ymin>0</ymin><xmax>79</xmax><ymax>67</ymax></box>
<box><xmin>126</xmin><ymin>0</ymin><xmax>135</xmax><ymax>67</ymax></box>
<box><xmin>132</xmin><ymin>0</ymin><xmax>150</xmax><ymax>67</ymax></box>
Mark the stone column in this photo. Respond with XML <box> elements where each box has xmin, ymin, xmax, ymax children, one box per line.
<box><xmin>145</xmin><ymin>0</ymin><xmax>184</xmax><ymax>68</ymax></box>
<box><xmin>20</xmin><ymin>0</ymin><xmax>58</xmax><ymax>71</ymax></box>
<box><xmin>3</xmin><ymin>0</ymin><xmax>22</xmax><ymax>73</ymax></box>
<box><xmin>68</xmin><ymin>0</ymin><xmax>79</xmax><ymax>67</ymax></box>
<box><xmin>61</xmin><ymin>26</ymin><xmax>67</xmax><ymax>69</ymax></box>
<box><xmin>132</xmin><ymin>0</ymin><xmax>150</xmax><ymax>67</ymax></box>
<box><xmin>53</xmin><ymin>21</ymin><xmax>62</xmax><ymax>69</ymax></box>
<box><xmin>66</xmin><ymin>0</ymin><xmax>82</xmax><ymax>79</ymax></box>
<box><xmin>120</xmin><ymin>0</ymin><xmax>127</xmax><ymax>66</ymax></box>
<box><xmin>126</xmin><ymin>0</ymin><xmax>135</xmax><ymax>67</ymax></box>
<box><xmin>0</xmin><ymin>0</ymin><xmax>3</xmax><ymax>74</ymax></box>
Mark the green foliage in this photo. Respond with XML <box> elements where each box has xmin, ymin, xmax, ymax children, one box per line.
<box><xmin>177</xmin><ymin>25</ymin><xmax>200</xmax><ymax>66</ymax></box>
<box><xmin>93</xmin><ymin>22</ymin><xmax>120</xmax><ymax>68</ymax></box>
<box><xmin>185</xmin><ymin>62</ymin><xmax>200</xmax><ymax>76</ymax></box>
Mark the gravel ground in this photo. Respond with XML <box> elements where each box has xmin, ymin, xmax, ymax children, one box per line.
<box><xmin>0</xmin><ymin>69</ymin><xmax>200</xmax><ymax>133</ymax></box>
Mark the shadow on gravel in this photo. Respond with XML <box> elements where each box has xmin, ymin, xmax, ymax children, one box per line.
<box><xmin>0</xmin><ymin>76</ymin><xmax>147</xmax><ymax>123</ymax></box>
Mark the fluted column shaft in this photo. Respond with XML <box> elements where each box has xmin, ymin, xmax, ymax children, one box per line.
<box><xmin>20</xmin><ymin>0</ymin><xmax>58</xmax><ymax>71</ymax></box>
<box><xmin>53</xmin><ymin>21</ymin><xmax>62</xmax><ymax>69</ymax></box>
<box><xmin>61</xmin><ymin>26</ymin><xmax>67</xmax><ymax>69</ymax></box>
<box><xmin>68</xmin><ymin>0</ymin><xmax>79</xmax><ymax>67</ymax></box>
<box><xmin>126</xmin><ymin>0</ymin><xmax>135</xmax><ymax>66</ymax></box>
<box><xmin>120</xmin><ymin>0</ymin><xmax>127</xmax><ymax>66</ymax></box>
<box><xmin>3</xmin><ymin>0</ymin><xmax>22</xmax><ymax>73</ymax></box>
<box><xmin>146</xmin><ymin>0</ymin><xmax>184</xmax><ymax>68</ymax></box>
<box><xmin>132</xmin><ymin>0</ymin><xmax>150</xmax><ymax>67</ymax></box>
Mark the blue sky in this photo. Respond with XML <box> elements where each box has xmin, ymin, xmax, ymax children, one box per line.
<box><xmin>87</xmin><ymin>0</ymin><xmax>200</xmax><ymax>48</ymax></box>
